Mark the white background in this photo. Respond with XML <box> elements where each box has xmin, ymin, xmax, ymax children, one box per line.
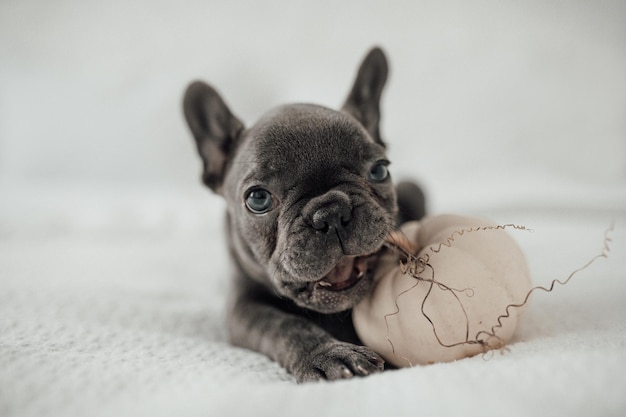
<box><xmin>1</xmin><ymin>0</ymin><xmax>624</xmax><ymax>192</ymax></box>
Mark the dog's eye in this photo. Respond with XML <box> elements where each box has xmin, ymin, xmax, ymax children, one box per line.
<box><xmin>368</xmin><ymin>161</ymin><xmax>390</xmax><ymax>182</ymax></box>
<box><xmin>245</xmin><ymin>188</ymin><xmax>274</xmax><ymax>214</ymax></box>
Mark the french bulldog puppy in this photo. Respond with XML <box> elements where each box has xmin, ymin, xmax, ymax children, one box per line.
<box><xmin>183</xmin><ymin>47</ymin><xmax>426</xmax><ymax>382</ymax></box>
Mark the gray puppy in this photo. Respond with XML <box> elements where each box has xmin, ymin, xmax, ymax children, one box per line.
<box><xmin>183</xmin><ymin>47</ymin><xmax>425</xmax><ymax>382</ymax></box>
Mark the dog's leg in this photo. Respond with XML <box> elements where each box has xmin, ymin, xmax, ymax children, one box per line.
<box><xmin>395</xmin><ymin>180</ymin><xmax>427</xmax><ymax>225</ymax></box>
<box><xmin>228</xmin><ymin>283</ymin><xmax>384</xmax><ymax>383</ymax></box>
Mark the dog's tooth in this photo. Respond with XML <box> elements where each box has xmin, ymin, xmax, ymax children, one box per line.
<box><xmin>317</xmin><ymin>281</ymin><xmax>332</xmax><ymax>287</ymax></box>
<box><xmin>357</xmin><ymin>270</ymin><xmax>365</xmax><ymax>278</ymax></box>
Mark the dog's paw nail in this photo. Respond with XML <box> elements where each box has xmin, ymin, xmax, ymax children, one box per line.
<box><xmin>356</xmin><ymin>364</ymin><xmax>369</xmax><ymax>375</ymax></box>
<box><xmin>341</xmin><ymin>366</ymin><xmax>354</xmax><ymax>378</ymax></box>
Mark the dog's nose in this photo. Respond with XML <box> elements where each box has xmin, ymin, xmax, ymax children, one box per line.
<box><xmin>311</xmin><ymin>203</ymin><xmax>352</xmax><ymax>232</ymax></box>
<box><xmin>305</xmin><ymin>191</ymin><xmax>353</xmax><ymax>233</ymax></box>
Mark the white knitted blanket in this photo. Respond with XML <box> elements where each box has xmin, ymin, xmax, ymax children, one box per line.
<box><xmin>1</xmin><ymin>183</ymin><xmax>624</xmax><ymax>417</ymax></box>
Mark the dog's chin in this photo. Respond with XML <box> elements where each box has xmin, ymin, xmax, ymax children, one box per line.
<box><xmin>285</xmin><ymin>252</ymin><xmax>380</xmax><ymax>314</ymax></box>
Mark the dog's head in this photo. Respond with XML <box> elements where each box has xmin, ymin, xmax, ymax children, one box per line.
<box><xmin>183</xmin><ymin>48</ymin><xmax>397</xmax><ymax>313</ymax></box>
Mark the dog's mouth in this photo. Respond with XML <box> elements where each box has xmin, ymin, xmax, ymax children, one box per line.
<box><xmin>309</xmin><ymin>254</ymin><xmax>377</xmax><ymax>292</ymax></box>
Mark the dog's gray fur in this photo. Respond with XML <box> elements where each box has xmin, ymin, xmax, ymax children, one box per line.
<box><xmin>183</xmin><ymin>47</ymin><xmax>425</xmax><ymax>382</ymax></box>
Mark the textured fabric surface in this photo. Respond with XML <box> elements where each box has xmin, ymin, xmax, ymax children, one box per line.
<box><xmin>1</xmin><ymin>183</ymin><xmax>625</xmax><ymax>417</ymax></box>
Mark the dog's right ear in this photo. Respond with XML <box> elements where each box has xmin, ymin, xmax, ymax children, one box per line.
<box><xmin>183</xmin><ymin>81</ymin><xmax>244</xmax><ymax>193</ymax></box>
<box><xmin>342</xmin><ymin>47</ymin><xmax>389</xmax><ymax>146</ymax></box>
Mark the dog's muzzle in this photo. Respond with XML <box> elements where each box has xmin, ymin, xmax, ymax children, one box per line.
<box><xmin>282</xmin><ymin>251</ymin><xmax>381</xmax><ymax>313</ymax></box>
<box><xmin>311</xmin><ymin>254</ymin><xmax>375</xmax><ymax>292</ymax></box>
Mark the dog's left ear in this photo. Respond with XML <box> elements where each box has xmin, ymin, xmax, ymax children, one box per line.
<box><xmin>342</xmin><ymin>47</ymin><xmax>389</xmax><ymax>146</ymax></box>
<box><xmin>183</xmin><ymin>81</ymin><xmax>244</xmax><ymax>194</ymax></box>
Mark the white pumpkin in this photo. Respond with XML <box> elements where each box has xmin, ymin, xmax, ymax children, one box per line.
<box><xmin>353</xmin><ymin>214</ymin><xmax>532</xmax><ymax>367</ymax></box>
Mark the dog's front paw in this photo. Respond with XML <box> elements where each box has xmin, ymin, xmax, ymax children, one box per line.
<box><xmin>294</xmin><ymin>342</ymin><xmax>384</xmax><ymax>383</ymax></box>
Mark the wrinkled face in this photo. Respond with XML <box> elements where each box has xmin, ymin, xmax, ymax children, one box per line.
<box><xmin>224</xmin><ymin>104</ymin><xmax>397</xmax><ymax>313</ymax></box>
